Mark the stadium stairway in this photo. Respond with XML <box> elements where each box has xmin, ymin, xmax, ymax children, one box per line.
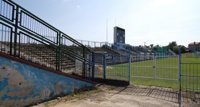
<box><xmin>0</xmin><ymin>0</ymin><xmax>96</xmax><ymax>106</ymax></box>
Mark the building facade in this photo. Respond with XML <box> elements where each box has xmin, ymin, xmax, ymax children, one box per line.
<box><xmin>188</xmin><ymin>42</ymin><xmax>200</xmax><ymax>52</ymax></box>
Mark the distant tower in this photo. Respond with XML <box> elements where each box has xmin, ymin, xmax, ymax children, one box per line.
<box><xmin>114</xmin><ymin>26</ymin><xmax>125</xmax><ymax>49</ymax></box>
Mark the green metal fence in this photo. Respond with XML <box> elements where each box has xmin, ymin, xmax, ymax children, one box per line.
<box><xmin>179</xmin><ymin>54</ymin><xmax>200</xmax><ymax>106</ymax></box>
<box><xmin>93</xmin><ymin>50</ymin><xmax>200</xmax><ymax>106</ymax></box>
<box><xmin>105</xmin><ymin>54</ymin><xmax>130</xmax><ymax>81</ymax></box>
<box><xmin>94</xmin><ymin>52</ymin><xmax>130</xmax><ymax>82</ymax></box>
<box><xmin>131</xmin><ymin>54</ymin><xmax>179</xmax><ymax>89</ymax></box>
<box><xmin>0</xmin><ymin>0</ymin><xmax>95</xmax><ymax>78</ymax></box>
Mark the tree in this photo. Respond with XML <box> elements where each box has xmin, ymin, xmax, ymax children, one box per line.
<box><xmin>150</xmin><ymin>44</ymin><xmax>154</xmax><ymax>49</ymax></box>
<box><xmin>152</xmin><ymin>45</ymin><xmax>161</xmax><ymax>51</ymax></box>
<box><xmin>173</xmin><ymin>46</ymin><xmax>179</xmax><ymax>54</ymax></box>
<box><xmin>179</xmin><ymin>45</ymin><xmax>186</xmax><ymax>53</ymax></box>
<box><xmin>167</xmin><ymin>41</ymin><xmax>177</xmax><ymax>51</ymax></box>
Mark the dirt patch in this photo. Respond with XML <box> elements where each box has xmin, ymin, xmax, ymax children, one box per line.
<box><xmin>33</xmin><ymin>85</ymin><xmax>183</xmax><ymax>107</ymax></box>
<box><xmin>32</xmin><ymin>85</ymin><xmax>198</xmax><ymax>107</ymax></box>
<box><xmin>53</xmin><ymin>93</ymin><xmax>176</xmax><ymax>107</ymax></box>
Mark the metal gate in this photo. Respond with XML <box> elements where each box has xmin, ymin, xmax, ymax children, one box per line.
<box><xmin>131</xmin><ymin>54</ymin><xmax>179</xmax><ymax>89</ymax></box>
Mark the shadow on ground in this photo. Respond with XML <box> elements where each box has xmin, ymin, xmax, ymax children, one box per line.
<box><xmin>94</xmin><ymin>78</ymin><xmax>129</xmax><ymax>86</ymax></box>
<box><xmin>101</xmin><ymin>85</ymin><xmax>200</xmax><ymax>106</ymax></box>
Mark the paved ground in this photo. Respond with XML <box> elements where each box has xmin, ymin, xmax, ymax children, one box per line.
<box><xmin>32</xmin><ymin>85</ymin><xmax>198</xmax><ymax>107</ymax></box>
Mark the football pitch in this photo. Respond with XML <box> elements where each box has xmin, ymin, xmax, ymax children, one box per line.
<box><xmin>104</xmin><ymin>54</ymin><xmax>200</xmax><ymax>91</ymax></box>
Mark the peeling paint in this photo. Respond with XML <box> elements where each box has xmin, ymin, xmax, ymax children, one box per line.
<box><xmin>0</xmin><ymin>56</ymin><xmax>94</xmax><ymax>107</ymax></box>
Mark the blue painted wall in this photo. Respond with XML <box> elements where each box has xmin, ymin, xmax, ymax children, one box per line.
<box><xmin>0</xmin><ymin>56</ymin><xmax>94</xmax><ymax>107</ymax></box>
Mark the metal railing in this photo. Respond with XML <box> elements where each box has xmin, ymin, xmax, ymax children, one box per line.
<box><xmin>180</xmin><ymin>63</ymin><xmax>200</xmax><ymax>92</ymax></box>
<box><xmin>77</xmin><ymin>40</ymin><xmax>112</xmax><ymax>48</ymax></box>
<box><xmin>0</xmin><ymin>0</ymin><xmax>94</xmax><ymax>78</ymax></box>
<box><xmin>94</xmin><ymin>52</ymin><xmax>130</xmax><ymax>82</ymax></box>
<box><xmin>131</xmin><ymin>54</ymin><xmax>179</xmax><ymax>89</ymax></box>
<box><xmin>179</xmin><ymin>54</ymin><xmax>200</xmax><ymax>106</ymax></box>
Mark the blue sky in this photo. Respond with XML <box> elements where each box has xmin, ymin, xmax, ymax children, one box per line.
<box><xmin>13</xmin><ymin>0</ymin><xmax>200</xmax><ymax>46</ymax></box>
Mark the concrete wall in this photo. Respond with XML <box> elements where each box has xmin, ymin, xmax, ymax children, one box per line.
<box><xmin>0</xmin><ymin>56</ymin><xmax>94</xmax><ymax>107</ymax></box>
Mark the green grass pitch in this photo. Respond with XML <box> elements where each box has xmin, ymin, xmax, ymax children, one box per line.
<box><xmin>101</xmin><ymin>54</ymin><xmax>200</xmax><ymax>91</ymax></box>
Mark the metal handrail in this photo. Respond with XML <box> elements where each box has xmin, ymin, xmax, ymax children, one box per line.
<box><xmin>0</xmin><ymin>0</ymin><xmax>95</xmax><ymax>76</ymax></box>
<box><xmin>3</xmin><ymin>0</ymin><xmax>92</xmax><ymax>52</ymax></box>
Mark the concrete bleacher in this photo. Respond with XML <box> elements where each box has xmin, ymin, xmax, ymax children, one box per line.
<box><xmin>0</xmin><ymin>42</ymin><xmax>75</xmax><ymax>73</ymax></box>
<box><xmin>77</xmin><ymin>40</ymin><xmax>159</xmax><ymax>65</ymax></box>
<box><xmin>0</xmin><ymin>41</ymin><xmax>11</xmax><ymax>54</ymax></box>
<box><xmin>93</xmin><ymin>47</ymin><xmax>120</xmax><ymax>55</ymax></box>
<box><xmin>23</xmin><ymin>44</ymin><xmax>75</xmax><ymax>72</ymax></box>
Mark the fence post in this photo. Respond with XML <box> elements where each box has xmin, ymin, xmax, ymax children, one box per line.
<box><xmin>92</xmin><ymin>52</ymin><xmax>95</xmax><ymax>80</ymax></box>
<box><xmin>82</xmin><ymin>47</ymin><xmax>86</xmax><ymax>77</ymax></box>
<box><xmin>56</xmin><ymin>32</ymin><xmax>61</xmax><ymax>71</ymax></box>
<box><xmin>9</xmin><ymin>27</ymin><xmax>13</xmax><ymax>55</ymax></box>
<box><xmin>178</xmin><ymin>48</ymin><xmax>182</xmax><ymax>107</ymax></box>
<box><xmin>103</xmin><ymin>53</ymin><xmax>106</xmax><ymax>80</ymax></box>
<box><xmin>154</xmin><ymin>55</ymin><xmax>157</xmax><ymax>79</ymax></box>
<box><xmin>128</xmin><ymin>53</ymin><xmax>131</xmax><ymax>84</ymax></box>
<box><xmin>14</xmin><ymin>6</ymin><xmax>19</xmax><ymax>57</ymax></box>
